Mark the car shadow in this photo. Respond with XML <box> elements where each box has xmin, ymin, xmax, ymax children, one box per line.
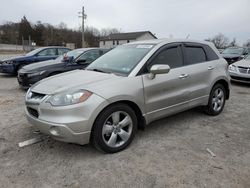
<box><xmin>0</xmin><ymin>73</ymin><xmax>16</xmax><ymax>78</ymax></box>
<box><xmin>231</xmin><ymin>81</ymin><xmax>250</xmax><ymax>88</ymax></box>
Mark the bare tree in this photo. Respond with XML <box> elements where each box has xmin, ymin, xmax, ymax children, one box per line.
<box><xmin>100</xmin><ymin>28</ymin><xmax>120</xmax><ymax>37</ymax></box>
<box><xmin>243</xmin><ymin>39</ymin><xmax>250</xmax><ymax>47</ymax></box>
<box><xmin>228</xmin><ymin>38</ymin><xmax>237</xmax><ymax>47</ymax></box>
<box><xmin>84</xmin><ymin>26</ymin><xmax>100</xmax><ymax>47</ymax></box>
<box><xmin>205</xmin><ymin>33</ymin><xmax>229</xmax><ymax>49</ymax></box>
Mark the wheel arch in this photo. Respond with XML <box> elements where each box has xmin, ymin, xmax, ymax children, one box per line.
<box><xmin>211</xmin><ymin>79</ymin><xmax>230</xmax><ymax>100</ymax></box>
<box><xmin>91</xmin><ymin>100</ymin><xmax>146</xmax><ymax>139</ymax></box>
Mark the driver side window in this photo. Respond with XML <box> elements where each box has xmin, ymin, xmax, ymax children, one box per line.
<box><xmin>78</xmin><ymin>50</ymin><xmax>100</xmax><ymax>63</ymax></box>
<box><xmin>37</xmin><ymin>48</ymin><xmax>56</xmax><ymax>56</ymax></box>
<box><xmin>153</xmin><ymin>46</ymin><xmax>183</xmax><ymax>69</ymax></box>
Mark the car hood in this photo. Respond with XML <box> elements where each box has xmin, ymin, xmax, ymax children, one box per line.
<box><xmin>2</xmin><ymin>55</ymin><xmax>31</xmax><ymax>62</ymax></box>
<box><xmin>31</xmin><ymin>70</ymin><xmax>120</xmax><ymax>95</ymax></box>
<box><xmin>222</xmin><ymin>53</ymin><xmax>241</xmax><ymax>59</ymax></box>
<box><xmin>21</xmin><ymin>59</ymin><xmax>62</xmax><ymax>72</ymax></box>
<box><xmin>233</xmin><ymin>59</ymin><xmax>250</xmax><ymax>67</ymax></box>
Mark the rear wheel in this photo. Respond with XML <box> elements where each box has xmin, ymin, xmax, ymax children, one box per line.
<box><xmin>204</xmin><ymin>84</ymin><xmax>226</xmax><ymax>116</ymax></box>
<box><xmin>92</xmin><ymin>104</ymin><xmax>137</xmax><ymax>153</ymax></box>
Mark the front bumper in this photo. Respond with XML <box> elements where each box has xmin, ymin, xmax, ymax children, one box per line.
<box><xmin>229</xmin><ymin>71</ymin><xmax>250</xmax><ymax>83</ymax></box>
<box><xmin>0</xmin><ymin>64</ymin><xmax>15</xmax><ymax>74</ymax></box>
<box><xmin>26</xmin><ymin>110</ymin><xmax>91</xmax><ymax>145</ymax></box>
<box><xmin>17</xmin><ymin>73</ymin><xmax>44</xmax><ymax>88</ymax></box>
<box><xmin>25</xmin><ymin>93</ymin><xmax>109</xmax><ymax>145</ymax></box>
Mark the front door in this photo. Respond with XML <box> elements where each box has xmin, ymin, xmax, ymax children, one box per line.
<box><xmin>142</xmin><ymin>43</ymin><xmax>190</xmax><ymax>122</ymax></box>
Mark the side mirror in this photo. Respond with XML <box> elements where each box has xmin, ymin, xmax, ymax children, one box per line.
<box><xmin>149</xmin><ymin>64</ymin><xmax>170</xmax><ymax>79</ymax></box>
<box><xmin>76</xmin><ymin>59</ymin><xmax>88</xmax><ymax>65</ymax></box>
<box><xmin>63</xmin><ymin>56</ymin><xmax>74</xmax><ymax>63</ymax></box>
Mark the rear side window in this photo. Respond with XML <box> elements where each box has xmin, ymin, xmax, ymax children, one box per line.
<box><xmin>203</xmin><ymin>45</ymin><xmax>219</xmax><ymax>61</ymax></box>
<box><xmin>153</xmin><ymin>46</ymin><xmax>183</xmax><ymax>69</ymax></box>
<box><xmin>58</xmin><ymin>48</ymin><xmax>70</xmax><ymax>55</ymax></box>
<box><xmin>185</xmin><ymin>46</ymin><xmax>206</xmax><ymax>65</ymax></box>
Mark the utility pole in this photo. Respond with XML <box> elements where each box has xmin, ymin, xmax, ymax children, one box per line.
<box><xmin>79</xmin><ymin>6</ymin><xmax>87</xmax><ymax>47</ymax></box>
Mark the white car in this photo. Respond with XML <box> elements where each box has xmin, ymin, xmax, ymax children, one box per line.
<box><xmin>229</xmin><ymin>55</ymin><xmax>250</xmax><ymax>83</ymax></box>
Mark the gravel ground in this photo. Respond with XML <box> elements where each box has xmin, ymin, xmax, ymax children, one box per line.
<box><xmin>0</xmin><ymin>71</ymin><xmax>250</xmax><ymax>187</ymax></box>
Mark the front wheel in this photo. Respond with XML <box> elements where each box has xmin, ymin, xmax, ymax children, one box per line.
<box><xmin>92</xmin><ymin>104</ymin><xmax>137</xmax><ymax>153</ymax></box>
<box><xmin>204</xmin><ymin>84</ymin><xmax>226</xmax><ymax>116</ymax></box>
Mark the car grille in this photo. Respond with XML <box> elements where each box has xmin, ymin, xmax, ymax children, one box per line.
<box><xmin>26</xmin><ymin>91</ymin><xmax>47</xmax><ymax>105</ymax></box>
<box><xmin>30</xmin><ymin>92</ymin><xmax>46</xmax><ymax>100</ymax></box>
<box><xmin>231</xmin><ymin>75</ymin><xmax>250</xmax><ymax>82</ymax></box>
<box><xmin>27</xmin><ymin>107</ymin><xmax>39</xmax><ymax>118</ymax></box>
<box><xmin>238</xmin><ymin>66</ymin><xmax>250</xmax><ymax>74</ymax></box>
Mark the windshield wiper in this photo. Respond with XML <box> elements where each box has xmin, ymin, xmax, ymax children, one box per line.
<box><xmin>87</xmin><ymin>68</ymin><xmax>110</xmax><ymax>74</ymax></box>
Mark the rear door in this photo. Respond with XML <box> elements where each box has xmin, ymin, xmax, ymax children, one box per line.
<box><xmin>182</xmin><ymin>43</ymin><xmax>219</xmax><ymax>107</ymax></box>
<box><xmin>142</xmin><ymin>43</ymin><xmax>191</xmax><ymax>122</ymax></box>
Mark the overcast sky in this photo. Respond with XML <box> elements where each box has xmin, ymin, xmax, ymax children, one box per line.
<box><xmin>1</xmin><ymin>0</ymin><xmax>249</xmax><ymax>44</ymax></box>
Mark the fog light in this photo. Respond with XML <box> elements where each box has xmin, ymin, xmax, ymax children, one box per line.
<box><xmin>49</xmin><ymin>126</ymin><xmax>60</xmax><ymax>136</ymax></box>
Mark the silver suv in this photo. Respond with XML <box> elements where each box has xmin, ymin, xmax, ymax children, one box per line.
<box><xmin>25</xmin><ymin>39</ymin><xmax>230</xmax><ymax>153</ymax></box>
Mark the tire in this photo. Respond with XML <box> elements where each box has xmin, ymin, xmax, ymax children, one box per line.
<box><xmin>92</xmin><ymin>103</ymin><xmax>137</xmax><ymax>153</ymax></box>
<box><xmin>204</xmin><ymin>84</ymin><xmax>226</xmax><ymax>116</ymax></box>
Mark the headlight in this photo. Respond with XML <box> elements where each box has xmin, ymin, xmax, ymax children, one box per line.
<box><xmin>228</xmin><ymin>65</ymin><xmax>236</xmax><ymax>72</ymax></box>
<box><xmin>49</xmin><ymin>90</ymin><xmax>92</xmax><ymax>106</ymax></box>
<box><xmin>26</xmin><ymin>88</ymin><xmax>32</xmax><ymax>100</ymax></box>
<box><xmin>27</xmin><ymin>71</ymin><xmax>46</xmax><ymax>77</ymax></box>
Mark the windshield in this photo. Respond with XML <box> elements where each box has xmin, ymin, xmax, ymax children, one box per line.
<box><xmin>222</xmin><ymin>48</ymin><xmax>244</xmax><ymax>55</ymax></box>
<box><xmin>25</xmin><ymin>48</ymin><xmax>43</xmax><ymax>56</ymax></box>
<box><xmin>87</xmin><ymin>44</ymin><xmax>154</xmax><ymax>76</ymax></box>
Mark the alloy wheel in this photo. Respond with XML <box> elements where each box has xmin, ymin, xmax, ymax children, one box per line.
<box><xmin>212</xmin><ymin>88</ymin><xmax>225</xmax><ymax>112</ymax></box>
<box><xmin>102</xmin><ymin>111</ymin><xmax>133</xmax><ymax>148</ymax></box>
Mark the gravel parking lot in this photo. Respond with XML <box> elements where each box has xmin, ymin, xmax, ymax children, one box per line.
<box><xmin>0</xmin><ymin>62</ymin><xmax>250</xmax><ymax>187</ymax></box>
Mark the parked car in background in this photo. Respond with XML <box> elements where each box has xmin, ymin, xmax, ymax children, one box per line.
<box><xmin>228</xmin><ymin>54</ymin><xmax>250</xmax><ymax>83</ymax></box>
<box><xmin>18</xmin><ymin>48</ymin><xmax>109</xmax><ymax>88</ymax></box>
<box><xmin>222</xmin><ymin>47</ymin><xmax>250</xmax><ymax>64</ymax></box>
<box><xmin>25</xmin><ymin>39</ymin><xmax>230</xmax><ymax>153</ymax></box>
<box><xmin>0</xmin><ymin>46</ymin><xmax>70</xmax><ymax>75</ymax></box>
<box><xmin>217</xmin><ymin>49</ymin><xmax>224</xmax><ymax>53</ymax></box>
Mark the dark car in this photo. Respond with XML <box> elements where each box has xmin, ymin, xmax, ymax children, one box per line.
<box><xmin>222</xmin><ymin>47</ymin><xmax>250</xmax><ymax>64</ymax></box>
<box><xmin>17</xmin><ymin>48</ymin><xmax>109</xmax><ymax>88</ymax></box>
<box><xmin>0</xmin><ymin>46</ymin><xmax>70</xmax><ymax>75</ymax></box>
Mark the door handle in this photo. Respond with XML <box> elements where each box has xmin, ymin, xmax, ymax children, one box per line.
<box><xmin>179</xmin><ymin>74</ymin><xmax>189</xmax><ymax>79</ymax></box>
<box><xmin>208</xmin><ymin>66</ymin><xmax>214</xmax><ymax>70</ymax></box>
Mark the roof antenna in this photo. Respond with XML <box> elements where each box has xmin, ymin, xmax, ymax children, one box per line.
<box><xmin>186</xmin><ymin>34</ymin><xmax>190</xmax><ymax>39</ymax></box>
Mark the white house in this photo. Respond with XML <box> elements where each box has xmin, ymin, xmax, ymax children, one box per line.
<box><xmin>99</xmin><ymin>31</ymin><xmax>157</xmax><ymax>49</ymax></box>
